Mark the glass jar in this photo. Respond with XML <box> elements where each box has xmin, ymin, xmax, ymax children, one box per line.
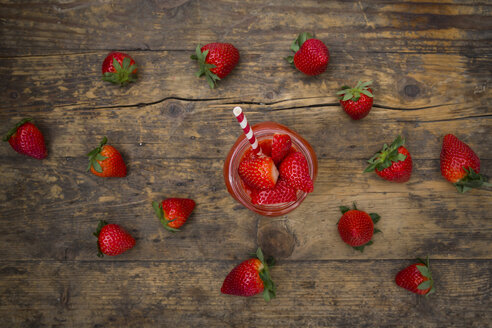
<box><xmin>224</xmin><ymin>122</ymin><xmax>318</xmax><ymax>216</ymax></box>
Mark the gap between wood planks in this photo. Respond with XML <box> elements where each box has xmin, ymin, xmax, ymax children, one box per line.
<box><xmin>0</xmin><ymin>49</ymin><xmax>486</xmax><ymax>59</ymax></box>
<box><xmin>0</xmin><ymin>258</ymin><xmax>490</xmax><ymax>264</ymax></box>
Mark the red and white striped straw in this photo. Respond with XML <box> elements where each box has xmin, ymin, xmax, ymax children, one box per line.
<box><xmin>233</xmin><ymin>106</ymin><xmax>262</xmax><ymax>155</ymax></box>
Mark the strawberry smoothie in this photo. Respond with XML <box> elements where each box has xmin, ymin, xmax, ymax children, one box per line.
<box><xmin>224</xmin><ymin>122</ymin><xmax>317</xmax><ymax>216</ymax></box>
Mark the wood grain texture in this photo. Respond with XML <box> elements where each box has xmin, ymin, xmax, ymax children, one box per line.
<box><xmin>0</xmin><ymin>260</ymin><xmax>490</xmax><ymax>327</ymax></box>
<box><xmin>1</xmin><ymin>51</ymin><xmax>490</xmax><ymax>110</ymax></box>
<box><xmin>0</xmin><ymin>0</ymin><xmax>491</xmax><ymax>56</ymax></box>
<box><xmin>0</xmin><ymin>0</ymin><xmax>491</xmax><ymax>327</ymax></box>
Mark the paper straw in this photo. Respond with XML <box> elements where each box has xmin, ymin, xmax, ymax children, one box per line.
<box><xmin>233</xmin><ymin>106</ymin><xmax>262</xmax><ymax>155</ymax></box>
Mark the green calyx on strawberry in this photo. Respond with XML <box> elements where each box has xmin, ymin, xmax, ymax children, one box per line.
<box><xmin>151</xmin><ymin>198</ymin><xmax>195</xmax><ymax>232</ymax></box>
<box><xmin>86</xmin><ymin>136</ymin><xmax>108</xmax><ymax>173</ymax></box>
<box><xmin>220</xmin><ymin>247</ymin><xmax>276</xmax><ymax>301</ymax></box>
<box><xmin>3</xmin><ymin>118</ymin><xmax>32</xmax><ymax>142</ymax></box>
<box><xmin>152</xmin><ymin>201</ymin><xmax>180</xmax><ymax>232</ymax></box>
<box><xmin>102</xmin><ymin>55</ymin><xmax>137</xmax><ymax>86</ymax></box>
<box><xmin>337</xmin><ymin>80</ymin><xmax>374</xmax><ymax>102</ymax></box>
<box><xmin>255</xmin><ymin>247</ymin><xmax>276</xmax><ymax>301</ymax></box>
<box><xmin>338</xmin><ymin>203</ymin><xmax>381</xmax><ymax>252</ymax></box>
<box><xmin>395</xmin><ymin>256</ymin><xmax>435</xmax><ymax>296</ymax></box>
<box><xmin>285</xmin><ymin>32</ymin><xmax>313</xmax><ymax>64</ymax></box>
<box><xmin>285</xmin><ymin>32</ymin><xmax>329</xmax><ymax>76</ymax></box>
<box><xmin>454</xmin><ymin>167</ymin><xmax>492</xmax><ymax>193</ymax></box>
<box><xmin>191</xmin><ymin>44</ymin><xmax>220</xmax><ymax>88</ymax></box>
<box><xmin>440</xmin><ymin>134</ymin><xmax>491</xmax><ymax>193</ymax></box>
<box><xmin>415</xmin><ymin>257</ymin><xmax>435</xmax><ymax>296</ymax></box>
<box><xmin>93</xmin><ymin>220</ymin><xmax>109</xmax><ymax>257</ymax></box>
<box><xmin>365</xmin><ymin>135</ymin><xmax>407</xmax><ymax>172</ymax></box>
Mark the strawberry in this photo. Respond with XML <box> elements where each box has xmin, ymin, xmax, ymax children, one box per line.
<box><xmin>221</xmin><ymin>248</ymin><xmax>276</xmax><ymax>301</ymax></box>
<box><xmin>337</xmin><ymin>203</ymin><xmax>381</xmax><ymax>252</ymax></box>
<box><xmin>191</xmin><ymin>43</ymin><xmax>240</xmax><ymax>88</ymax></box>
<box><xmin>251</xmin><ymin>178</ymin><xmax>297</xmax><ymax>205</ymax></box>
<box><xmin>279</xmin><ymin>152</ymin><xmax>314</xmax><ymax>192</ymax></box>
<box><xmin>102</xmin><ymin>51</ymin><xmax>137</xmax><ymax>86</ymax></box>
<box><xmin>364</xmin><ymin>136</ymin><xmax>412</xmax><ymax>183</ymax></box>
<box><xmin>87</xmin><ymin>137</ymin><xmax>127</xmax><ymax>177</ymax></box>
<box><xmin>395</xmin><ymin>257</ymin><xmax>435</xmax><ymax>296</ymax></box>
<box><xmin>3</xmin><ymin>118</ymin><xmax>47</xmax><ymax>159</ymax></box>
<box><xmin>152</xmin><ymin>198</ymin><xmax>196</xmax><ymax>232</ymax></box>
<box><xmin>337</xmin><ymin>81</ymin><xmax>374</xmax><ymax>120</ymax></box>
<box><xmin>94</xmin><ymin>220</ymin><xmax>135</xmax><ymax>257</ymax></box>
<box><xmin>286</xmin><ymin>32</ymin><xmax>329</xmax><ymax>76</ymax></box>
<box><xmin>239</xmin><ymin>155</ymin><xmax>279</xmax><ymax>190</ymax></box>
<box><xmin>440</xmin><ymin>134</ymin><xmax>491</xmax><ymax>193</ymax></box>
<box><xmin>272</xmin><ymin>134</ymin><xmax>292</xmax><ymax>165</ymax></box>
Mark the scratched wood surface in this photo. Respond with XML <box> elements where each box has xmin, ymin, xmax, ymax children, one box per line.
<box><xmin>0</xmin><ymin>1</ymin><xmax>491</xmax><ymax>327</ymax></box>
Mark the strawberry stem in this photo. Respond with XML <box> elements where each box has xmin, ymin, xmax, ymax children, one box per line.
<box><xmin>364</xmin><ymin>135</ymin><xmax>406</xmax><ymax>172</ymax></box>
<box><xmin>152</xmin><ymin>201</ymin><xmax>180</xmax><ymax>232</ymax></box>
<box><xmin>336</xmin><ymin>80</ymin><xmax>373</xmax><ymax>102</ymax></box>
<box><xmin>87</xmin><ymin>137</ymin><xmax>108</xmax><ymax>173</ymax></box>
<box><xmin>285</xmin><ymin>32</ymin><xmax>313</xmax><ymax>65</ymax></box>
<box><xmin>353</xmin><ymin>240</ymin><xmax>372</xmax><ymax>252</ymax></box>
<box><xmin>454</xmin><ymin>167</ymin><xmax>491</xmax><ymax>193</ymax></box>
<box><xmin>290</xmin><ymin>32</ymin><xmax>313</xmax><ymax>53</ymax></box>
<box><xmin>102</xmin><ymin>57</ymin><xmax>137</xmax><ymax>86</ymax></box>
<box><xmin>256</xmin><ymin>247</ymin><xmax>276</xmax><ymax>301</ymax></box>
<box><xmin>94</xmin><ymin>220</ymin><xmax>108</xmax><ymax>258</ymax></box>
<box><xmin>416</xmin><ymin>256</ymin><xmax>435</xmax><ymax>296</ymax></box>
<box><xmin>191</xmin><ymin>44</ymin><xmax>220</xmax><ymax>89</ymax></box>
<box><xmin>3</xmin><ymin>118</ymin><xmax>33</xmax><ymax>142</ymax></box>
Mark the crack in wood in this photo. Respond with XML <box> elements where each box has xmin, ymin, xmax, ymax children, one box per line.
<box><xmin>397</xmin><ymin>114</ymin><xmax>492</xmax><ymax>123</ymax></box>
<box><xmin>75</xmin><ymin>96</ymin><xmax>466</xmax><ymax>113</ymax></box>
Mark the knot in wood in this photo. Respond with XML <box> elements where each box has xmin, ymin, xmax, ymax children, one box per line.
<box><xmin>404</xmin><ymin>84</ymin><xmax>420</xmax><ymax>98</ymax></box>
<box><xmin>257</xmin><ymin>220</ymin><xmax>296</xmax><ymax>259</ymax></box>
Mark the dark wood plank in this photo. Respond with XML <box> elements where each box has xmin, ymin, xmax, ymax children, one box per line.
<box><xmin>1</xmin><ymin>51</ymin><xmax>490</xmax><ymax>110</ymax></box>
<box><xmin>0</xmin><ymin>260</ymin><xmax>490</xmax><ymax>327</ymax></box>
<box><xmin>0</xmin><ymin>156</ymin><xmax>490</xmax><ymax>261</ymax></box>
<box><xmin>0</xmin><ymin>102</ymin><xmax>490</xmax><ymax>161</ymax></box>
<box><xmin>1</xmin><ymin>0</ymin><xmax>491</xmax><ymax>56</ymax></box>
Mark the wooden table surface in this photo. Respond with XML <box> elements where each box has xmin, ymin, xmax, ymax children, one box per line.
<box><xmin>1</xmin><ymin>1</ymin><xmax>491</xmax><ymax>327</ymax></box>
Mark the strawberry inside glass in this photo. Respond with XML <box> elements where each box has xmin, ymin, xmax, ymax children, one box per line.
<box><xmin>224</xmin><ymin>122</ymin><xmax>317</xmax><ymax>217</ymax></box>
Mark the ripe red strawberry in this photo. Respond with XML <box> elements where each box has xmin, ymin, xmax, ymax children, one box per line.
<box><xmin>94</xmin><ymin>220</ymin><xmax>135</xmax><ymax>257</ymax></box>
<box><xmin>102</xmin><ymin>51</ymin><xmax>137</xmax><ymax>86</ymax></box>
<box><xmin>272</xmin><ymin>134</ymin><xmax>292</xmax><ymax>165</ymax></box>
<box><xmin>440</xmin><ymin>134</ymin><xmax>491</xmax><ymax>193</ymax></box>
<box><xmin>395</xmin><ymin>257</ymin><xmax>435</xmax><ymax>296</ymax></box>
<box><xmin>337</xmin><ymin>81</ymin><xmax>374</xmax><ymax>120</ymax></box>
<box><xmin>87</xmin><ymin>137</ymin><xmax>126</xmax><ymax>177</ymax></box>
<box><xmin>286</xmin><ymin>32</ymin><xmax>329</xmax><ymax>76</ymax></box>
<box><xmin>337</xmin><ymin>204</ymin><xmax>381</xmax><ymax>252</ymax></box>
<box><xmin>152</xmin><ymin>198</ymin><xmax>196</xmax><ymax>232</ymax></box>
<box><xmin>239</xmin><ymin>155</ymin><xmax>279</xmax><ymax>190</ymax></box>
<box><xmin>221</xmin><ymin>248</ymin><xmax>276</xmax><ymax>301</ymax></box>
<box><xmin>251</xmin><ymin>178</ymin><xmax>297</xmax><ymax>205</ymax></box>
<box><xmin>3</xmin><ymin>118</ymin><xmax>47</xmax><ymax>159</ymax></box>
<box><xmin>191</xmin><ymin>43</ymin><xmax>240</xmax><ymax>88</ymax></box>
<box><xmin>279</xmin><ymin>152</ymin><xmax>314</xmax><ymax>192</ymax></box>
<box><xmin>365</xmin><ymin>135</ymin><xmax>412</xmax><ymax>183</ymax></box>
